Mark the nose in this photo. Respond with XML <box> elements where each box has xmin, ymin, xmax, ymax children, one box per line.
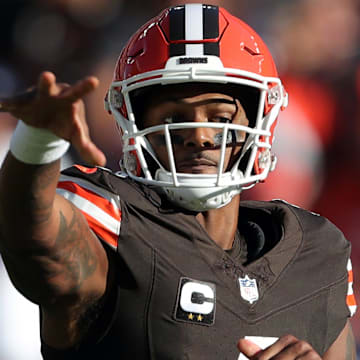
<box><xmin>183</xmin><ymin>127</ymin><xmax>216</xmax><ymax>148</ymax></box>
<box><xmin>182</xmin><ymin>112</ymin><xmax>216</xmax><ymax>148</ymax></box>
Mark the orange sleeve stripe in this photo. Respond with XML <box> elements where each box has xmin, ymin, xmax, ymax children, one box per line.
<box><xmin>81</xmin><ymin>211</ymin><xmax>118</xmax><ymax>249</ymax></box>
<box><xmin>58</xmin><ymin>181</ymin><xmax>121</xmax><ymax>222</ymax></box>
<box><xmin>74</xmin><ymin>164</ymin><xmax>98</xmax><ymax>174</ymax></box>
<box><xmin>348</xmin><ymin>269</ymin><xmax>353</xmax><ymax>283</ymax></box>
<box><xmin>346</xmin><ymin>293</ymin><xmax>357</xmax><ymax>307</ymax></box>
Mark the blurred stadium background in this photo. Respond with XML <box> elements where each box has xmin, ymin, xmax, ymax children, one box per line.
<box><xmin>0</xmin><ymin>0</ymin><xmax>359</xmax><ymax>358</ymax></box>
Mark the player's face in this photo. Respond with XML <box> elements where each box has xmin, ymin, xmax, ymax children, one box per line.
<box><xmin>142</xmin><ymin>85</ymin><xmax>249</xmax><ymax>174</ymax></box>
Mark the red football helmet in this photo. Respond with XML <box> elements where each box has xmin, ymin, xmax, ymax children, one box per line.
<box><xmin>105</xmin><ymin>4</ymin><xmax>288</xmax><ymax>211</ymax></box>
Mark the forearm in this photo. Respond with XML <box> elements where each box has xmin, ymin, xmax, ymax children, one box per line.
<box><xmin>0</xmin><ymin>152</ymin><xmax>107</xmax><ymax>306</ymax></box>
<box><xmin>0</xmin><ymin>151</ymin><xmax>61</xmax><ymax>252</ymax></box>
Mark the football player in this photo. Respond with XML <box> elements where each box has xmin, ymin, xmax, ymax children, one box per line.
<box><xmin>0</xmin><ymin>4</ymin><xmax>356</xmax><ymax>359</ymax></box>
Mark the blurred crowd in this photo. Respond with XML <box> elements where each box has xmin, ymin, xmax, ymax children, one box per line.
<box><xmin>0</xmin><ymin>0</ymin><xmax>359</xmax><ymax>358</ymax></box>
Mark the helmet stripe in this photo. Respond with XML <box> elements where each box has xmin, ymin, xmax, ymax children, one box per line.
<box><xmin>204</xmin><ymin>42</ymin><xmax>219</xmax><ymax>56</ymax></box>
<box><xmin>203</xmin><ymin>5</ymin><xmax>219</xmax><ymax>55</ymax></box>
<box><xmin>169</xmin><ymin>43</ymin><xmax>186</xmax><ymax>57</ymax></box>
<box><xmin>168</xmin><ymin>4</ymin><xmax>220</xmax><ymax>57</ymax></box>
<box><xmin>169</xmin><ymin>5</ymin><xmax>185</xmax><ymax>41</ymax></box>
<box><xmin>185</xmin><ymin>4</ymin><xmax>203</xmax><ymax>40</ymax></box>
<box><xmin>203</xmin><ymin>5</ymin><xmax>219</xmax><ymax>39</ymax></box>
<box><xmin>185</xmin><ymin>44</ymin><xmax>204</xmax><ymax>56</ymax></box>
<box><xmin>184</xmin><ymin>4</ymin><xmax>204</xmax><ymax>56</ymax></box>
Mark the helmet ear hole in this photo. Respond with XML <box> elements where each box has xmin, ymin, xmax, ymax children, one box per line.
<box><xmin>104</xmin><ymin>92</ymin><xmax>112</xmax><ymax>114</ymax></box>
<box><xmin>254</xmin><ymin>150</ymin><xmax>262</xmax><ymax>175</ymax></box>
<box><xmin>116</xmin><ymin>123</ymin><xmax>124</xmax><ymax>136</ymax></box>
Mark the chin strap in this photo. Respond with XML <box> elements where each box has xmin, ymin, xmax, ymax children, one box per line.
<box><xmin>155</xmin><ymin>168</ymin><xmax>244</xmax><ymax>211</ymax></box>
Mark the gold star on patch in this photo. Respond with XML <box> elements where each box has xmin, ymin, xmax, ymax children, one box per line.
<box><xmin>197</xmin><ymin>314</ymin><xmax>203</xmax><ymax>321</ymax></box>
<box><xmin>188</xmin><ymin>313</ymin><xmax>194</xmax><ymax>320</ymax></box>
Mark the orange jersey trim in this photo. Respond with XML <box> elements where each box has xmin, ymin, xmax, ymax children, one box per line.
<box><xmin>57</xmin><ymin>180</ymin><xmax>121</xmax><ymax>249</ymax></box>
<box><xmin>347</xmin><ymin>293</ymin><xmax>357</xmax><ymax>307</ymax></box>
<box><xmin>58</xmin><ymin>181</ymin><xmax>121</xmax><ymax>222</ymax></box>
<box><xmin>82</xmin><ymin>211</ymin><xmax>118</xmax><ymax>249</ymax></box>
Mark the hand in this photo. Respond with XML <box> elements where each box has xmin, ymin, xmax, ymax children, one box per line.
<box><xmin>238</xmin><ymin>335</ymin><xmax>322</xmax><ymax>359</ymax></box>
<box><xmin>0</xmin><ymin>71</ymin><xmax>106</xmax><ymax>166</ymax></box>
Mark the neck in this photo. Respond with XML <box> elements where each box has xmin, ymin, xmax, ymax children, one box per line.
<box><xmin>196</xmin><ymin>195</ymin><xmax>240</xmax><ymax>250</ymax></box>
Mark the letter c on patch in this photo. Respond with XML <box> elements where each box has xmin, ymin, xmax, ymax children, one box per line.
<box><xmin>180</xmin><ymin>281</ymin><xmax>215</xmax><ymax>314</ymax></box>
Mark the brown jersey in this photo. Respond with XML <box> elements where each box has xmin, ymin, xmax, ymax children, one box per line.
<box><xmin>42</xmin><ymin>165</ymin><xmax>356</xmax><ymax>359</ymax></box>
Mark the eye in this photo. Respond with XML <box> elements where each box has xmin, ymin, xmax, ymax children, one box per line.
<box><xmin>213</xmin><ymin>116</ymin><xmax>232</xmax><ymax>123</ymax></box>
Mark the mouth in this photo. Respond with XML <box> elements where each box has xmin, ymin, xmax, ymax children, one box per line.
<box><xmin>177</xmin><ymin>158</ymin><xmax>218</xmax><ymax>174</ymax></box>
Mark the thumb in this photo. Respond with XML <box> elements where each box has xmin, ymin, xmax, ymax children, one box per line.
<box><xmin>71</xmin><ymin>130</ymin><xmax>106</xmax><ymax>167</ymax></box>
<box><xmin>77</xmin><ymin>139</ymin><xmax>107</xmax><ymax>167</ymax></box>
<box><xmin>237</xmin><ymin>338</ymin><xmax>262</xmax><ymax>359</ymax></box>
<box><xmin>77</xmin><ymin>140</ymin><xmax>106</xmax><ymax>166</ymax></box>
<box><xmin>70</xmin><ymin>116</ymin><xmax>107</xmax><ymax>167</ymax></box>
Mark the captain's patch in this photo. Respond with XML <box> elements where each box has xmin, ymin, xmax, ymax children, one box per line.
<box><xmin>174</xmin><ymin>277</ymin><xmax>216</xmax><ymax>326</ymax></box>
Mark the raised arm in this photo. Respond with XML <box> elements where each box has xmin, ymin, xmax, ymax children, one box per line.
<box><xmin>0</xmin><ymin>72</ymin><xmax>110</xmax><ymax>348</ymax></box>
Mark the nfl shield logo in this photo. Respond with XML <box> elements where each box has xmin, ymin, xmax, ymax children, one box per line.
<box><xmin>238</xmin><ymin>275</ymin><xmax>259</xmax><ymax>304</ymax></box>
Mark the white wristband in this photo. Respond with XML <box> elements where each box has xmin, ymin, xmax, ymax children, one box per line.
<box><xmin>10</xmin><ymin>120</ymin><xmax>70</xmax><ymax>164</ymax></box>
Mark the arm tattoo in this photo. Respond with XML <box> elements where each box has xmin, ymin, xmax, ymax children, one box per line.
<box><xmin>28</xmin><ymin>162</ymin><xmax>60</xmax><ymax>226</ymax></box>
<box><xmin>52</xmin><ymin>205</ymin><xmax>98</xmax><ymax>292</ymax></box>
<box><xmin>34</xmin><ymin>161</ymin><xmax>60</xmax><ymax>190</ymax></box>
<box><xmin>346</xmin><ymin>326</ymin><xmax>356</xmax><ymax>360</ymax></box>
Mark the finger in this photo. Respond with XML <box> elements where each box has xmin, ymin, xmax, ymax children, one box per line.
<box><xmin>74</xmin><ymin>137</ymin><xmax>107</xmax><ymax>167</ymax></box>
<box><xmin>71</xmin><ymin>121</ymin><xmax>106</xmax><ymax>166</ymax></box>
<box><xmin>237</xmin><ymin>339</ymin><xmax>262</xmax><ymax>358</ymax></box>
<box><xmin>38</xmin><ymin>71</ymin><xmax>57</xmax><ymax>97</ymax></box>
<box><xmin>297</xmin><ymin>350</ymin><xmax>321</xmax><ymax>359</ymax></box>
<box><xmin>269</xmin><ymin>340</ymin><xmax>319</xmax><ymax>359</ymax></box>
<box><xmin>0</xmin><ymin>71</ymin><xmax>56</xmax><ymax>112</ymax></box>
<box><xmin>82</xmin><ymin>141</ymin><xmax>107</xmax><ymax>167</ymax></box>
<box><xmin>61</xmin><ymin>76</ymin><xmax>99</xmax><ymax>102</ymax></box>
<box><xmin>0</xmin><ymin>99</ymin><xmax>15</xmax><ymax>112</ymax></box>
<box><xmin>0</xmin><ymin>88</ymin><xmax>37</xmax><ymax>112</ymax></box>
<box><xmin>256</xmin><ymin>335</ymin><xmax>299</xmax><ymax>359</ymax></box>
